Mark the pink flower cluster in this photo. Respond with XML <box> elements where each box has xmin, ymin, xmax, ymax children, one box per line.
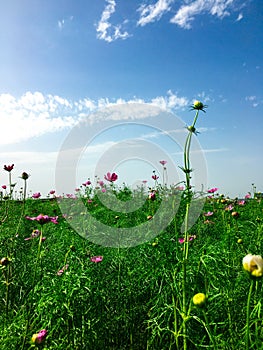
<box><xmin>90</xmin><ymin>256</ymin><xmax>103</xmax><ymax>263</ymax></box>
<box><xmin>26</xmin><ymin>214</ymin><xmax>58</xmax><ymax>225</ymax></box>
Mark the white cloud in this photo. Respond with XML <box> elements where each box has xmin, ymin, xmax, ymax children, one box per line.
<box><xmin>96</xmin><ymin>0</ymin><xmax>130</xmax><ymax>42</ymax></box>
<box><xmin>235</xmin><ymin>12</ymin><xmax>243</xmax><ymax>21</ymax></box>
<box><xmin>137</xmin><ymin>0</ymin><xmax>174</xmax><ymax>26</ymax></box>
<box><xmin>0</xmin><ymin>91</ymin><xmax>192</xmax><ymax>145</ymax></box>
<box><xmin>150</xmin><ymin>90</ymin><xmax>189</xmax><ymax>110</ymax></box>
<box><xmin>170</xmin><ymin>0</ymin><xmax>235</xmax><ymax>29</ymax></box>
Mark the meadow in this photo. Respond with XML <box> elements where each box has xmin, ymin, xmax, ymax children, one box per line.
<box><xmin>1</xmin><ymin>102</ymin><xmax>262</xmax><ymax>349</ymax></box>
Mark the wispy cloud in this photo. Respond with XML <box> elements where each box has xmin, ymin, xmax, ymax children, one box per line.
<box><xmin>96</xmin><ymin>0</ymin><xmax>130</xmax><ymax>42</ymax></box>
<box><xmin>137</xmin><ymin>0</ymin><xmax>174</xmax><ymax>26</ymax></box>
<box><xmin>0</xmin><ymin>91</ymin><xmax>191</xmax><ymax>145</ymax></box>
<box><xmin>170</xmin><ymin>0</ymin><xmax>235</xmax><ymax>29</ymax></box>
<box><xmin>245</xmin><ymin>95</ymin><xmax>259</xmax><ymax>107</ymax></box>
<box><xmin>57</xmin><ymin>16</ymin><xmax>74</xmax><ymax>30</ymax></box>
<box><xmin>236</xmin><ymin>13</ymin><xmax>243</xmax><ymax>21</ymax></box>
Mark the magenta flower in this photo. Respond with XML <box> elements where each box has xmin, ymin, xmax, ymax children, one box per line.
<box><xmin>178</xmin><ymin>235</ymin><xmax>196</xmax><ymax>244</ymax></box>
<box><xmin>238</xmin><ymin>200</ymin><xmax>245</xmax><ymax>206</ymax></box>
<box><xmin>1</xmin><ymin>185</ymin><xmax>7</xmax><ymax>190</ymax></box>
<box><xmin>32</xmin><ymin>192</ymin><xmax>41</xmax><ymax>199</ymax></box>
<box><xmin>4</xmin><ymin>164</ymin><xmax>14</xmax><ymax>172</ymax></box>
<box><xmin>83</xmin><ymin>180</ymin><xmax>91</xmax><ymax>186</ymax></box>
<box><xmin>49</xmin><ymin>190</ymin><xmax>55</xmax><ymax>195</ymax></box>
<box><xmin>148</xmin><ymin>191</ymin><xmax>156</xmax><ymax>200</ymax></box>
<box><xmin>225</xmin><ymin>204</ymin><xmax>234</xmax><ymax>211</ymax></box>
<box><xmin>32</xmin><ymin>329</ymin><xmax>47</xmax><ymax>345</ymax></box>
<box><xmin>90</xmin><ymin>256</ymin><xmax>103</xmax><ymax>263</ymax></box>
<box><xmin>152</xmin><ymin>175</ymin><xmax>159</xmax><ymax>180</ymax></box>
<box><xmin>245</xmin><ymin>193</ymin><xmax>251</xmax><ymax>199</ymax></box>
<box><xmin>87</xmin><ymin>199</ymin><xmax>93</xmax><ymax>203</ymax></box>
<box><xmin>101</xmin><ymin>188</ymin><xmax>106</xmax><ymax>193</ymax></box>
<box><xmin>207</xmin><ymin>188</ymin><xmax>218</xmax><ymax>193</ymax></box>
<box><xmin>203</xmin><ymin>211</ymin><xmax>214</xmax><ymax>217</ymax></box>
<box><xmin>26</xmin><ymin>214</ymin><xmax>58</xmax><ymax>225</ymax></box>
<box><xmin>159</xmin><ymin>160</ymin><xmax>167</xmax><ymax>166</ymax></box>
<box><xmin>98</xmin><ymin>180</ymin><xmax>104</xmax><ymax>187</ymax></box>
<box><xmin>104</xmin><ymin>172</ymin><xmax>118</xmax><ymax>182</ymax></box>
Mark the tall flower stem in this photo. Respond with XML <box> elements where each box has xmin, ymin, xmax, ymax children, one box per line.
<box><xmin>245</xmin><ymin>278</ymin><xmax>254</xmax><ymax>350</ymax></box>
<box><xmin>180</xmin><ymin>101</ymin><xmax>206</xmax><ymax>349</ymax></box>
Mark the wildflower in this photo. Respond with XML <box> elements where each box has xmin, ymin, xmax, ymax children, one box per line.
<box><xmin>104</xmin><ymin>172</ymin><xmax>118</xmax><ymax>182</ymax></box>
<box><xmin>203</xmin><ymin>211</ymin><xmax>213</xmax><ymax>217</ymax></box>
<box><xmin>49</xmin><ymin>190</ymin><xmax>55</xmax><ymax>195</ymax></box>
<box><xmin>1</xmin><ymin>185</ymin><xmax>6</xmax><ymax>189</ymax></box>
<box><xmin>0</xmin><ymin>257</ymin><xmax>11</xmax><ymax>266</ymax></box>
<box><xmin>178</xmin><ymin>235</ymin><xmax>196</xmax><ymax>244</ymax></box>
<box><xmin>238</xmin><ymin>200</ymin><xmax>245</xmax><ymax>206</ymax></box>
<box><xmin>243</xmin><ymin>254</ymin><xmax>263</xmax><ymax>277</ymax></box>
<box><xmin>159</xmin><ymin>160</ymin><xmax>167</xmax><ymax>166</ymax></box>
<box><xmin>98</xmin><ymin>180</ymin><xmax>104</xmax><ymax>187</ymax></box>
<box><xmin>21</xmin><ymin>172</ymin><xmax>29</xmax><ymax>180</ymax></box>
<box><xmin>57</xmin><ymin>264</ymin><xmax>69</xmax><ymax>276</ymax></box>
<box><xmin>193</xmin><ymin>293</ymin><xmax>207</xmax><ymax>307</ymax></box>
<box><xmin>4</xmin><ymin>164</ymin><xmax>14</xmax><ymax>172</ymax></box>
<box><xmin>190</xmin><ymin>100</ymin><xmax>207</xmax><ymax>112</ymax></box>
<box><xmin>32</xmin><ymin>329</ymin><xmax>47</xmax><ymax>345</ymax></box>
<box><xmin>225</xmin><ymin>204</ymin><xmax>234</xmax><ymax>211</ymax></box>
<box><xmin>25</xmin><ymin>214</ymin><xmax>58</xmax><ymax>225</ymax></box>
<box><xmin>152</xmin><ymin>174</ymin><xmax>159</xmax><ymax>180</ymax></box>
<box><xmin>208</xmin><ymin>187</ymin><xmax>218</xmax><ymax>193</ymax></box>
<box><xmin>148</xmin><ymin>191</ymin><xmax>156</xmax><ymax>200</ymax></box>
<box><xmin>245</xmin><ymin>193</ymin><xmax>251</xmax><ymax>199</ymax></box>
<box><xmin>101</xmin><ymin>188</ymin><xmax>106</xmax><ymax>193</ymax></box>
<box><xmin>32</xmin><ymin>192</ymin><xmax>41</xmax><ymax>199</ymax></box>
<box><xmin>90</xmin><ymin>256</ymin><xmax>103</xmax><ymax>263</ymax></box>
<box><xmin>82</xmin><ymin>180</ymin><xmax>91</xmax><ymax>186</ymax></box>
<box><xmin>231</xmin><ymin>211</ymin><xmax>239</xmax><ymax>218</ymax></box>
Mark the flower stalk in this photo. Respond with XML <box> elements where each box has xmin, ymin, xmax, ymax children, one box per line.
<box><xmin>180</xmin><ymin>101</ymin><xmax>207</xmax><ymax>349</ymax></box>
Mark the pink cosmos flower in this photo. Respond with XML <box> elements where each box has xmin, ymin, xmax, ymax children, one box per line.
<box><xmin>49</xmin><ymin>190</ymin><xmax>55</xmax><ymax>195</ymax></box>
<box><xmin>203</xmin><ymin>211</ymin><xmax>214</xmax><ymax>217</ymax></box>
<box><xmin>208</xmin><ymin>188</ymin><xmax>218</xmax><ymax>193</ymax></box>
<box><xmin>142</xmin><ymin>180</ymin><xmax>147</xmax><ymax>184</ymax></box>
<box><xmin>148</xmin><ymin>191</ymin><xmax>156</xmax><ymax>200</ymax></box>
<box><xmin>152</xmin><ymin>175</ymin><xmax>159</xmax><ymax>180</ymax></box>
<box><xmin>32</xmin><ymin>329</ymin><xmax>47</xmax><ymax>345</ymax></box>
<box><xmin>1</xmin><ymin>185</ymin><xmax>7</xmax><ymax>190</ymax></box>
<box><xmin>101</xmin><ymin>188</ymin><xmax>106</xmax><ymax>193</ymax></box>
<box><xmin>159</xmin><ymin>160</ymin><xmax>167</xmax><ymax>166</ymax></box>
<box><xmin>57</xmin><ymin>264</ymin><xmax>69</xmax><ymax>276</ymax></box>
<box><xmin>238</xmin><ymin>200</ymin><xmax>245</xmax><ymax>206</ymax></box>
<box><xmin>104</xmin><ymin>172</ymin><xmax>118</xmax><ymax>182</ymax></box>
<box><xmin>26</xmin><ymin>214</ymin><xmax>58</xmax><ymax>225</ymax></box>
<box><xmin>225</xmin><ymin>204</ymin><xmax>234</xmax><ymax>211</ymax></box>
<box><xmin>82</xmin><ymin>180</ymin><xmax>91</xmax><ymax>186</ymax></box>
<box><xmin>98</xmin><ymin>180</ymin><xmax>104</xmax><ymax>187</ymax></box>
<box><xmin>87</xmin><ymin>199</ymin><xmax>93</xmax><ymax>203</ymax></box>
<box><xmin>90</xmin><ymin>256</ymin><xmax>103</xmax><ymax>263</ymax></box>
<box><xmin>32</xmin><ymin>192</ymin><xmax>41</xmax><ymax>199</ymax></box>
<box><xmin>245</xmin><ymin>193</ymin><xmax>251</xmax><ymax>199</ymax></box>
<box><xmin>178</xmin><ymin>235</ymin><xmax>196</xmax><ymax>244</ymax></box>
<box><xmin>4</xmin><ymin>164</ymin><xmax>14</xmax><ymax>172</ymax></box>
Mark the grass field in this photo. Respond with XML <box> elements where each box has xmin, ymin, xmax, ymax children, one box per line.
<box><xmin>0</xmin><ymin>182</ymin><xmax>262</xmax><ymax>349</ymax></box>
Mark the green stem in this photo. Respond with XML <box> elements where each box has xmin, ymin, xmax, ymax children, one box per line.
<box><xmin>245</xmin><ymin>278</ymin><xmax>254</xmax><ymax>350</ymax></box>
<box><xmin>202</xmin><ymin>309</ymin><xmax>217</xmax><ymax>349</ymax></box>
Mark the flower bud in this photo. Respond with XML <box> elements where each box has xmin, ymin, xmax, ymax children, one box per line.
<box><xmin>243</xmin><ymin>254</ymin><xmax>263</xmax><ymax>277</ymax></box>
<box><xmin>193</xmin><ymin>293</ymin><xmax>207</xmax><ymax>307</ymax></box>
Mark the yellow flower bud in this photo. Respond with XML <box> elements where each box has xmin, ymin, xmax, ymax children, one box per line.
<box><xmin>193</xmin><ymin>293</ymin><xmax>207</xmax><ymax>307</ymax></box>
<box><xmin>243</xmin><ymin>254</ymin><xmax>263</xmax><ymax>277</ymax></box>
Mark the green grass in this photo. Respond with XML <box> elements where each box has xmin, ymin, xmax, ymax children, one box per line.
<box><xmin>0</xmin><ymin>188</ymin><xmax>263</xmax><ymax>349</ymax></box>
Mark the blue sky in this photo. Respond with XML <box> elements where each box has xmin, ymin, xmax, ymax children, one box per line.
<box><xmin>0</xmin><ymin>0</ymin><xmax>262</xmax><ymax>198</ymax></box>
